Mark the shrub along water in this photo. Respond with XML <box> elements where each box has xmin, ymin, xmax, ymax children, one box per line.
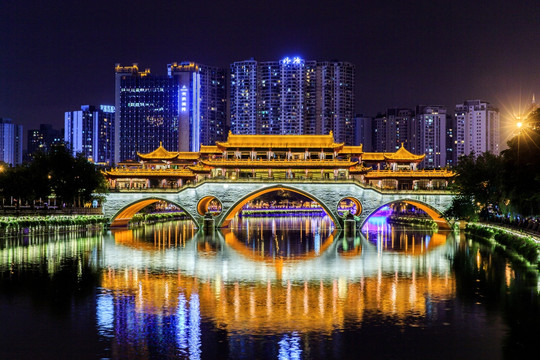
<box><xmin>465</xmin><ymin>224</ymin><xmax>540</xmax><ymax>265</ymax></box>
<box><xmin>0</xmin><ymin>215</ymin><xmax>107</xmax><ymax>236</ymax></box>
<box><xmin>387</xmin><ymin>216</ymin><xmax>437</xmax><ymax>229</ymax></box>
<box><xmin>129</xmin><ymin>212</ymin><xmax>187</xmax><ymax>226</ymax></box>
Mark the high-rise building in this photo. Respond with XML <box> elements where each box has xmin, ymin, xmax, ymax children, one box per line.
<box><xmin>115</xmin><ymin>63</ymin><xmax>226</xmax><ymax>163</ymax></box>
<box><xmin>230</xmin><ymin>60</ymin><xmax>258</xmax><ymax>134</ymax></box>
<box><xmin>454</xmin><ymin>100</ymin><xmax>500</xmax><ymax>162</ymax></box>
<box><xmin>445</xmin><ymin>115</ymin><xmax>454</xmax><ymax>167</ymax></box>
<box><xmin>27</xmin><ymin>124</ymin><xmax>63</xmax><ymax>160</ymax></box>
<box><xmin>316</xmin><ymin>61</ymin><xmax>355</xmax><ymax>144</ymax></box>
<box><xmin>0</xmin><ymin>118</ymin><xmax>23</xmax><ymax>166</ymax></box>
<box><xmin>371</xmin><ymin>108</ymin><xmax>414</xmax><ymax>152</ymax></box>
<box><xmin>64</xmin><ymin>105</ymin><xmax>115</xmax><ymax>165</ymax></box>
<box><xmin>230</xmin><ymin>57</ymin><xmax>355</xmax><ymax>144</ymax></box>
<box><xmin>415</xmin><ymin>105</ymin><xmax>447</xmax><ymax>168</ymax></box>
<box><xmin>354</xmin><ymin>115</ymin><xmax>373</xmax><ymax>150</ymax></box>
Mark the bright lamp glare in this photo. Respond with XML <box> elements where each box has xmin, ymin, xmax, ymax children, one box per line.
<box><xmin>517</xmin><ymin>122</ymin><xmax>523</xmax><ymax>128</ymax></box>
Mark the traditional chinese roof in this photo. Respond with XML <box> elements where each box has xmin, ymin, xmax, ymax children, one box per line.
<box><xmin>383</xmin><ymin>144</ymin><xmax>425</xmax><ymax>162</ymax></box>
<box><xmin>188</xmin><ymin>164</ymin><xmax>212</xmax><ymax>173</ymax></box>
<box><xmin>348</xmin><ymin>165</ymin><xmax>372</xmax><ymax>173</ymax></box>
<box><xmin>215</xmin><ymin>132</ymin><xmax>344</xmax><ymax>149</ymax></box>
<box><xmin>137</xmin><ymin>143</ymin><xmax>179</xmax><ymax>160</ymax></box>
<box><xmin>340</xmin><ymin>145</ymin><xmax>363</xmax><ymax>154</ymax></box>
<box><xmin>199</xmin><ymin>145</ymin><xmax>220</xmax><ymax>154</ymax></box>
<box><xmin>175</xmin><ymin>152</ymin><xmax>200</xmax><ymax>161</ymax></box>
<box><xmin>362</xmin><ymin>153</ymin><xmax>385</xmax><ymax>161</ymax></box>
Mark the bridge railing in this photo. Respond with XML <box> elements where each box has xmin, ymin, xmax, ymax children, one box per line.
<box><xmin>107</xmin><ymin>177</ymin><xmax>454</xmax><ymax>195</ymax></box>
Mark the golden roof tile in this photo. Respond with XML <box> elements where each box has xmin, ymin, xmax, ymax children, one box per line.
<box><xmin>137</xmin><ymin>142</ymin><xmax>179</xmax><ymax>160</ymax></box>
<box><xmin>383</xmin><ymin>143</ymin><xmax>425</xmax><ymax>162</ymax></box>
<box><xmin>216</xmin><ymin>132</ymin><xmax>344</xmax><ymax>149</ymax></box>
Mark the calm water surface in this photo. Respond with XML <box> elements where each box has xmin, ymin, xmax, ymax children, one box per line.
<box><xmin>0</xmin><ymin>216</ymin><xmax>539</xmax><ymax>359</ymax></box>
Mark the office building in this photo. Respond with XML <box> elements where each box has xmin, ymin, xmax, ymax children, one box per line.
<box><xmin>115</xmin><ymin>63</ymin><xmax>226</xmax><ymax>163</ymax></box>
<box><xmin>64</xmin><ymin>105</ymin><xmax>115</xmax><ymax>165</ymax></box>
<box><xmin>0</xmin><ymin>118</ymin><xmax>23</xmax><ymax>166</ymax></box>
<box><xmin>454</xmin><ymin>100</ymin><xmax>500</xmax><ymax>162</ymax></box>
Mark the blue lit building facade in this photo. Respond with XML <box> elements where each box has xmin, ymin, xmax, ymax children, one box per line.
<box><xmin>0</xmin><ymin>118</ymin><xmax>23</xmax><ymax>166</ymax></box>
<box><xmin>115</xmin><ymin>63</ymin><xmax>226</xmax><ymax>163</ymax></box>
<box><xmin>64</xmin><ymin>105</ymin><xmax>115</xmax><ymax>165</ymax></box>
<box><xmin>230</xmin><ymin>57</ymin><xmax>355</xmax><ymax>144</ymax></box>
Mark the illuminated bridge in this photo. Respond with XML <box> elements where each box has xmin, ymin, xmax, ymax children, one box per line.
<box><xmin>102</xmin><ymin>179</ymin><xmax>455</xmax><ymax>229</ymax></box>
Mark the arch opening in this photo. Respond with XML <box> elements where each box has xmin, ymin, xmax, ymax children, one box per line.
<box><xmin>337</xmin><ymin>197</ymin><xmax>362</xmax><ymax>217</ymax></box>
<box><xmin>197</xmin><ymin>196</ymin><xmax>222</xmax><ymax>216</ymax></box>
<box><xmin>362</xmin><ymin>200</ymin><xmax>449</xmax><ymax>230</ymax></box>
<box><xmin>361</xmin><ymin>200</ymin><xmax>450</xmax><ymax>255</ymax></box>
<box><xmin>220</xmin><ymin>185</ymin><xmax>340</xmax><ymax>228</ymax></box>
<box><xmin>110</xmin><ymin>198</ymin><xmax>196</xmax><ymax>228</ymax></box>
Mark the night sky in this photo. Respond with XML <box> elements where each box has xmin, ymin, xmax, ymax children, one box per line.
<box><xmin>2</xmin><ymin>0</ymin><xmax>540</xmax><ymax>138</ymax></box>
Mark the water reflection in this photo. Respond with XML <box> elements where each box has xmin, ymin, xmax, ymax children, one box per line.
<box><xmin>1</xmin><ymin>217</ymin><xmax>538</xmax><ymax>359</ymax></box>
<box><xmin>362</xmin><ymin>215</ymin><xmax>447</xmax><ymax>254</ymax></box>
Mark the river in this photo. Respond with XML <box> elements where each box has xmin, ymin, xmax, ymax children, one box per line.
<box><xmin>0</xmin><ymin>216</ymin><xmax>538</xmax><ymax>359</ymax></box>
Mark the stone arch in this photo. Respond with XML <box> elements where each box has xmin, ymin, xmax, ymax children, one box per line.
<box><xmin>337</xmin><ymin>197</ymin><xmax>363</xmax><ymax>217</ymax></box>
<box><xmin>197</xmin><ymin>196</ymin><xmax>223</xmax><ymax>216</ymax></box>
<box><xmin>109</xmin><ymin>197</ymin><xmax>197</xmax><ymax>228</ymax></box>
<box><xmin>218</xmin><ymin>184</ymin><xmax>342</xmax><ymax>228</ymax></box>
<box><xmin>361</xmin><ymin>198</ymin><xmax>450</xmax><ymax>230</ymax></box>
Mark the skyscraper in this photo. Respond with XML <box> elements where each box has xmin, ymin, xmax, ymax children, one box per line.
<box><xmin>114</xmin><ymin>63</ymin><xmax>226</xmax><ymax>163</ymax></box>
<box><xmin>372</xmin><ymin>108</ymin><xmax>413</xmax><ymax>152</ymax></box>
<box><xmin>230</xmin><ymin>57</ymin><xmax>355</xmax><ymax>144</ymax></box>
<box><xmin>316</xmin><ymin>61</ymin><xmax>355</xmax><ymax>144</ymax></box>
<box><xmin>230</xmin><ymin>60</ymin><xmax>258</xmax><ymax>134</ymax></box>
<box><xmin>415</xmin><ymin>105</ymin><xmax>447</xmax><ymax>168</ymax></box>
<box><xmin>0</xmin><ymin>118</ymin><xmax>23</xmax><ymax>166</ymax></box>
<box><xmin>454</xmin><ymin>100</ymin><xmax>500</xmax><ymax>162</ymax></box>
<box><xmin>65</xmin><ymin>105</ymin><xmax>115</xmax><ymax>165</ymax></box>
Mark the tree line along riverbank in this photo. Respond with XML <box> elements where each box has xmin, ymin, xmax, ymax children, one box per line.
<box><xmin>465</xmin><ymin>223</ymin><xmax>540</xmax><ymax>270</ymax></box>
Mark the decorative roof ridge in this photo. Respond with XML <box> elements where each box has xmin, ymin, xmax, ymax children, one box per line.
<box><xmin>137</xmin><ymin>142</ymin><xmax>179</xmax><ymax>160</ymax></box>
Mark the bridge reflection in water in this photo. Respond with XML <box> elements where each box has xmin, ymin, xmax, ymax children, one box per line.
<box><xmin>101</xmin><ymin>217</ymin><xmax>455</xmax><ymax>345</ymax></box>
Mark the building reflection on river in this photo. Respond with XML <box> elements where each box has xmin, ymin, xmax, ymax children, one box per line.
<box><xmin>4</xmin><ymin>216</ymin><xmax>535</xmax><ymax>359</ymax></box>
<box><xmin>91</xmin><ymin>217</ymin><xmax>455</xmax><ymax>358</ymax></box>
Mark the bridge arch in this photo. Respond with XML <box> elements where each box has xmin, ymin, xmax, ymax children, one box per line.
<box><xmin>109</xmin><ymin>197</ymin><xmax>197</xmax><ymax>228</ymax></box>
<box><xmin>361</xmin><ymin>198</ymin><xmax>450</xmax><ymax>230</ymax></box>
<box><xmin>197</xmin><ymin>196</ymin><xmax>223</xmax><ymax>216</ymax></box>
<box><xmin>218</xmin><ymin>184</ymin><xmax>342</xmax><ymax>228</ymax></box>
<box><xmin>337</xmin><ymin>197</ymin><xmax>363</xmax><ymax>217</ymax></box>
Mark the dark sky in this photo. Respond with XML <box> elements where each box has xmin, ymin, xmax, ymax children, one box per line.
<box><xmin>2</xmin><ymin>0</ymin><xmax>540</xmax><ymax>137</ymax></box>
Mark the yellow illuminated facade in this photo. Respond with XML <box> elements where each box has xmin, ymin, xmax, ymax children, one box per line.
<box><xmin>105</xmin><ymin>133</ymin><xmax>454</xmax><ymax>190</ymax></box>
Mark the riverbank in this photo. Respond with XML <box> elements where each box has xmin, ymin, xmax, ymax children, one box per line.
<box><xmin>465</xmin><ymin>223</ymin><xmax>540</xmax><ymax>270</ymax></box>
<box><xmin>0</xmin><ymin>215</ymin><xmax>107</xmax><ymax>237</ymax></box>
<box><xmin>387</xmin><ymin>215</ymin><xmax>437</xmax><ymax>229</ymax></box>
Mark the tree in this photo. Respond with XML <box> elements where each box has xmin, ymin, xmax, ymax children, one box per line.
<box><xmin>452</xmin><ymin>151</ymin><xmax>504</xmax><ymax>210</ymax></box>
<box><xmin>501</xmin><ymin>126</ymin><xmax>540</xmax><ymax>216</ymax></box>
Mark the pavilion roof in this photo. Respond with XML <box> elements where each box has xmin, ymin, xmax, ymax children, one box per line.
<box><xmin>340</xmin><ymin>145</ymin><xmax>363</xmax><ymax>154</ymax></box>
<box><xmin>215</xmin><ymin>132</ymin><xmax>344</xmax><ymax>149</ymax></box>
<box><xmin>383</xmin><ymin>144</ymin><xmax>425</xmax><ymax>162</ymax></box>
<box><xmin>137</xmin><ymin>143</ymin><xmax>178</xmax><ymax>160</ymax></box>
<box><xmin>200</xmin><ymin>145</ymin><xmax>220</xmax><ymax>154</ymax></box>
<box><xmin>362</xmin><ymin>153</ymin><xmax>385</xmax><ymax>161</ymax></box>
